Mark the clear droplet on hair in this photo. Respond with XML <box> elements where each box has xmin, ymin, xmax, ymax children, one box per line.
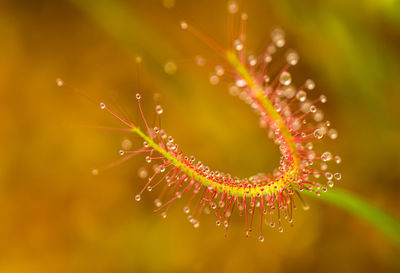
<box><xmin>183</xmin><ymin>206</ymin><xmax>190</xmax><ymax>214</ymax></box>
<box><xmin>236</xmin><ymin>78</ymin><xmax>246</xmax><ymax>87</ymax></box>
<box><xmin>227</xmin><ymin>0</ymin><xmax>239</xmax><ymax>14</ymax></box>
<box><xmin>161</xmin><ymin>212</ymin><xmax>167</xmax><ymax>219</ymax></box>
<box><xmin>119</xmin><ymin>149</ymin><xmax>125</xmax><ymax>156</ymax></box>
<box><xmin>135</xmin><ymin>194</ymin><xmax>141</xmax><ymax>201</ymax></box>
<box><xmin>145</xmin><ymin>156</ymin><xmax>152</xmax><ymax>163</ymax></box>
<box><xmin>296</xmin><ymin>90</ymin><xmax>307</xmax><ymax>102</ymax></box>
<box><xmin>313</xmin><ymin>128</ymin><xmax>323</xmax><ymax>139</ymax></box>
<box><xmin>321</xmin><ymin>152</ymin><xmax>332</xmax><ymax>162</ymax></box>
<box><xmin>154</xmin><ymin>199</ymin><xmax>162</xmax><ymax>207</ymax></box>
<box><xmin>320</xmin><ymin>95</ymin><xmax>327</xmax><ymax>103</ymax></box>
<box><xmin>56</xmin><ymin>78</ymin><xmax>64</xmax><ymax>87</ymax></box>
<box><xmin>155</xmin><ymin>105</ymin><xmax>163</xmax><ymax>114</ymax></box>
<box><xmin>325</xmin><ymin>172</ymin><xmax>333</xmax><ymax>180</ymax></box>
<box><xmin>215</xmin><ymin>65</ymin><xmax>224</xmax><ymax>76</ymax></box>
<box><xmin>91</xmin><ymin>168</ymin><xmax>99</xmax><ymax>175</ymax></box>
<box><xmin>334</xmin><ymin>172</ymin><xmax>342</xmax><ymax>180</ymax></box>
<box><xmin>234</xmin><ymin>39</ymin><xmax>243</xmax><ymax>51</ymax></box>
<box><xmin>286</xmin><ymin>50</ymin><xmax>299</xmax><ymax>66</ymax></box>
<box><xmin>180</xmin><ymin>21</ymin><xmax>188</xmax><ymax>29</ymax></box>
<box><xmin>258</xmin><ymin>235</ymin><xmax>264</xmax><ymax>242</ymax></box>
<box><xmin>138</xmin><ymin>167</ymin><xmax>148</xmax><ymax>179</ymax></box>
<box><xmin>271</xmin><ymin>28</ymin><xmax>285</xmax><ymax>48</ymax></box>
<box><xmin>334</xmin><ymin>155</ymin><xmax>342</xmax><ymax>164</ymax></box>
<box><xmin>279</xmin><ymin>71</ymin><xmax>292</xmax><ymax>86</ymax></box>
<box><xmin>305</xmin><ymin>79</ymin><xmax>315</xmax><ymax>90</ymax></box>
<box><xmin>99</xmin><ymin>102</ymin><xmax>106</xmax><ymax>109</ymax></box>
<box><xmin>328</xmin><ymin>129</ymin><xmax>338</xmax><ymax>139</ymax></box>
<box><xmin>136</xmin><ymin>93</ymin><xmax>141</xmax><ymax>100</ymax></box>
<box><xmin>209</xmin><ymin>74</ymin><xmax>220</xmax><ymax>85</ymax></box>
<box><xmin>121</xmin><ymin>139</ymin><xmax>132</xmax><ymax>150</ymax></box>
<box><xmin>164</xmin><ymin>61</ymin><xmax>177</xmax><ymax>74</ymax></box>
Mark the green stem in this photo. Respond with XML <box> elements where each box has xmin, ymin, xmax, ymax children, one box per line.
<box><xmin>304</xmin><ymin>189</ymin><xmax>400</xmax><ymax>245</ymax></box>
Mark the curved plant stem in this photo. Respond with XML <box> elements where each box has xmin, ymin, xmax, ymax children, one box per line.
<box><xmin>304</xmin><ymin>189</ymin><xmax>400</xmax><ymax>245</ymax></box>
<box><xmin>69</xmin><ymin>0</ymin><xmax>400</xmax><ymax>245</ymax></box>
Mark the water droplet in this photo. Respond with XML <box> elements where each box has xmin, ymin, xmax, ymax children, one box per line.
<box><xmin>286</xmin><ymin>50</ymin><xmax>299</xmax><ymax>66</ymax></box>
<box><xmin>91</xmin><ymin>168</ymin><xmax>99</xmax><ymax>175</ymax></box>
<box><xmin>271</xmin><ymin>28</ymin><xmax>285</xmax><ymax>48</ymax></box>
<box><xmin>279</xmin><ymin>71</ymin><xmax>292</xmax><ymax>86</ymax></box>
<box><xmin>216</xmin><ymin>220</ymin><xmax>221</xmax><ymax>226</ymax></box>
<box><xmin>227</xmin><ymin>0</ymin><xmax>239</xmax><ymax>14</ymax></box>
<box><xmin>296</xmin><ymin>90</ymin><xmax>307</xmax><ymax>102</ymax></box>
<box><xmin>314</xmin><ymin>128</ymin><xmax>323</xmax><ymax>139</ymax></box>
<box><xmin>334</xmin><ymin>155</ymin><xmax>342</xmax><ymax>164</ymax></box>
<box><xmin>56</xmin><ymin>78</ymin><xmax>64</xmax><ymax>87</ymax></box>
<box><xmin>328</xmin><ymin>129</ymin><xmax>338</xmax><ymax>139</ymax></box>
<box><xmin>161</xmin><ymin>212</ymin><xmax>167</xmax><ymax>218</ymax></box>
<box><xmin>320</xmin><ymin>95</ymin><xmax>327</xmax><ymax>103</ymax></box>
<box><xmin>310</xmin><ymin>105</ymin><xmax>317</xmax><ymax>113</ymax></box>
<box><xmin>119</xmin><ymin>149</ymin><xmax>125</xmax><ymax>156</ymax></box>
<box><xmin>154</xmin><ymin>199</ymin><xmax>162</xmax><ymax>207</ymax></box>
<box><xmin>136</xmin><ymin>93</ymin><xmax>141</xmax><ymax>100</ymax></box>
<box><xmin>209</xmin><ymin>74</ymin><xmax>220</xmax><ymax>85</ymax></box>
<box><xmin>234</xmin><ymin>39</ymin><xmax>243</xmax><ymax>51</ymax></box>
<box><xmin>99</xmin><ymin>102</ymin><xmax>106</xmax><ymax>109</ymax></box>
<box><xmin>258</xmin><ymin>235</ymin><xmax>264</xmax><ymax>242</ymax></box>
<box><xmin>215</xmin><ymin>65</ymin><xmax>224</xmax><ymax>76</ymax></box>
<box><xmin>321</xmin><ymin>152</ymin><xmax>332</xmax><ymax>162</ymax></box>
<box><xmin>135</xmin><ymin>194</ymin><xmax>141</xmax><ymax>201</ymax></box>
<box><xmin>183</xmin><ymin>206</ymin><xmax>190</xmax><ymax>214</ymax></box>
<box><xmin>325</xmin><ymin>172</ymin><xmax>333</xmax><ymax>180</ymax></box>
<box><xmin>236</xmin><ymin>78</ymin><xmax>246</xmax><ymax>88</ymax></box>
<box><xmin>164</xmin><ymin>61</ymin><xmax>177</xmax><ymax>74</ymax></box>
<box><xmin>305</xmin><ymin>79</ymin><xmax>315</xmax><ymax>90</ymax></box>
<box><xmin>334</xmin><ymin>172</ymin><xmax>342</xmax><ymax>180</ymax></box>
<box><xmin>155</xmin><ymin>105</ymin><xmax>163</xmax><ymax>114</ymax></box>
<box><xmin>153</xmin><ymin>127</ymin><xmax>159</xmax><ymax>134</ymax></box>
<box><xmin>180</xmin><ymin>21</ymin><xmax>188</xmax><ymax>30</ymax></box>
<box><xmin>138</xmin><ymin>167</ymin><xmax>148</xmax><ymax>179</ymax></box>
<box><xmin>121</xmin><ymin>139</ymin><xmax>132</xmax><ymax>150</ymax></box>
<box><xmin>145</xmin><ymin>156</ymin><xmax>152</xmax><ymax>163</ymax></box>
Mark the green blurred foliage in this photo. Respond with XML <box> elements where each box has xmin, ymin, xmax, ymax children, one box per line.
<box><xmin>0</xmin><ymin>0</ymin><xmax>399</xmax><ymax>272</ymax></box>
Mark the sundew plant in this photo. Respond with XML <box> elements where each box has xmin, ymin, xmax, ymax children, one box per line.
<box><xmin>62</xmin><ymin>1</ymin><xmax>400</xmax><ymax>244</ymax></box>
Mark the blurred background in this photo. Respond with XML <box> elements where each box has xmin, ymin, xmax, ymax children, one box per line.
<box><xmin>1</xmin><ymin>0</ymin><xmax>400</xmax><ymax>272</ymax></box>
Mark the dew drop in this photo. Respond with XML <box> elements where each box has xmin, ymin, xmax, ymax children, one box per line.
<box><xmin>321</xmin><ymin>152</ymin><xmax>332</xmax><ymax>162</ymax></box>
<box><xmin>164</xmin><ymin>61</ymin><xmax>177</xmax><ymax>75</ymax></box>
<box><xmin>334</xmin><ymin>155</ymin><xmax>342</xmax><ymax>164</ymax></box>
<box><xmin>314</xmin><ymin>128</ymin><xmax>323</xmax><ymax>139</ymax></box>
<box><xmin>154</xmin><ymin>199</ymin><xmax>162</xmax><ymax>207</ymax></box>
<box><xmin>56</xmin><ymin>78</ymin><xmax>64</xmax><ymax>87</ymax></box>
<box><xmin>121</xmin><ymin>139</ymin><xmax>132</xmax><ymax>150</ymax></box>
<box><xmin>328</xmin><ymin>129</ymin><xmax>338</xmax><ymax>139</ymax></box>
<box><xmin>183</xmin><ymin>206</ymin><xmax>190</xmax><ymax>214</ymax></box>
<box><xmin>279</xmin><ymin>71</ymin><xmax>292</xmax><ymax>86</ymax></box>
<box><xmin>236</xmin><ymin>78</ymin><xmax>246</xmax><ymax>87</ymax></box>
<box><xmin>325</xmin><ymin>172</ymin><xmax>333</xmax><ymax>180</ymax></box>
<box><xmin>180</xmin><ymin>21</ymin><xmax>188</xmax><ymax>30</ymax></box>
<box><xmin>310</xmin><ymin>105</ymin><xmax>317</xmax><ymax>113</ymax></box>
<box><xmin>334</xmin><ymin>172</ymin><xmax>342</xmax><ymax>180</ymax></box>
<box><xmin>99</xmin><ymin>102</ymin><xmax>106</xmax><ymax>109</ymax></box>
<box><xmin>305</xmin><ymin>79</ymin><xmax>315</xmax><ymax>90</ymax></box>
<box><xmin>138</xmin><ymin>167</ymin><xmax>148</xmax><ymax>179</ymax></box>
<box><xmin>91</xmin><ymin>168</ymin><xmax>99</xmax><ymax>175</ymax></box>
<box><xmin>161</xmin><ymin>212</ymin><xmax>167</xmax><ymax>219</ymax></box>
<box><xmin>271</xmin><ymin>28</ymin><xmax>285</xmax><ymax>48</ymax></box>
<box><xmin>216</xmin><ymin>220</ymin><xmax>221</xmax><ymax>226</ymax></box>
<box><xmin>215</xmin><ymin>65</ymin><xmax>224</xmax><ymax>76</ymax></box>
<box><xmin>136</xmin><ymin>93</ymin><xmax>141</xmax><ymax>100</ymax></box>
<box><xmin>320</xmin><ymin>94</ymin><xmax>327</xmax><ymax>103</ymax></box>
<box><xmin>227</xmin><ymin>0</ymin><xmax>239</xmax><ymax>14</ymax></box>
<box><xmin>234</xmin><ymin>39</ymin><xmax>243</xmax><ymax>51</ymax></box>
<box><xmin>145</xmin><ymin>156</ymin><xmax>152</xmax><ymax>163</ymax></box>
<box><xmin>296</xmin><ymin>90</ymin><xmax>307</xmax><ymax>102</ymax></box>
<box><xmin>135</xmin><ymin>194</ymin><xmax>141</xmax><ymax>201</ymax></box>
<box><xmin>209</xmin><ymin>74</ymin><xmax>220</xmax><ymax>85</ymax></box>
<box><xmin>155</xmin><ymin>105</ymin><xmax>163</xmax><ymax>115</ymax></box>
<box><xmin>119</xmin><ymin>149</ymin><xmax>125</xmax><ymax>156</ymax></box>
<box><xmin>286</xmin><ymin>50</ymin><xmax>299</xmax><ymax>66</ymax></box>
<box><xmin>258</xmin><ymin>235</ymin><xmax>265</xmax><ymax>242</ymax></box>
